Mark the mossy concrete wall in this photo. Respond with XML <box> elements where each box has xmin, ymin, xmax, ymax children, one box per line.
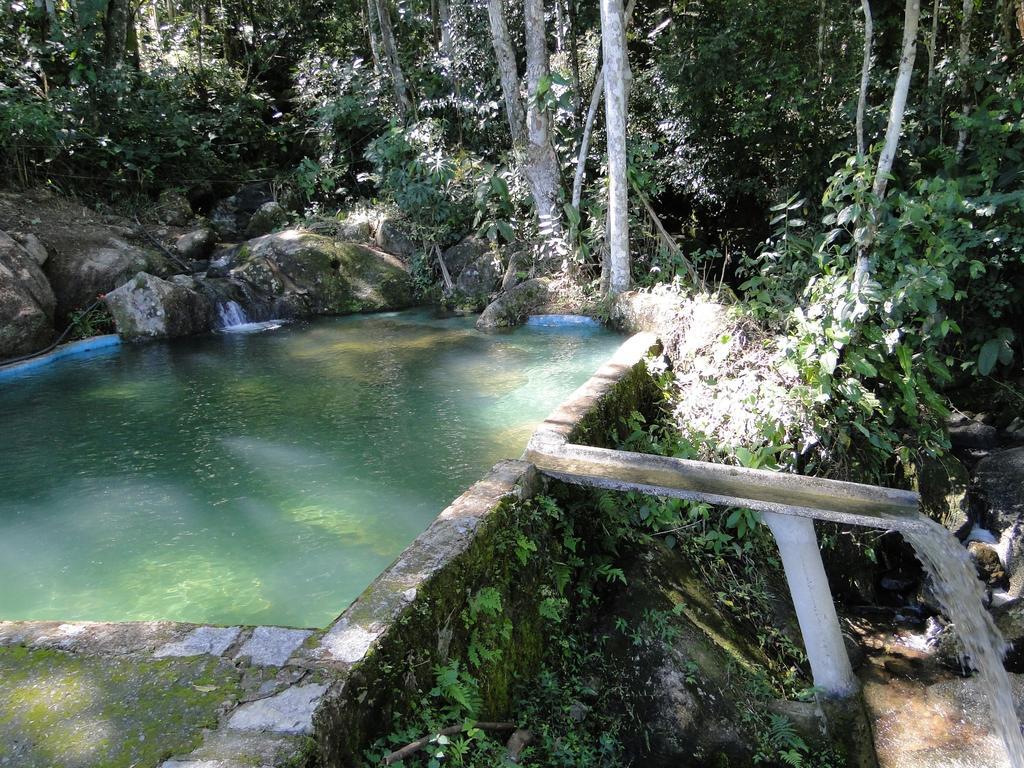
<box><xmin>309</xmin><ymin>333</ymin><xmax>661</xmax><ymax>766</ymax></box>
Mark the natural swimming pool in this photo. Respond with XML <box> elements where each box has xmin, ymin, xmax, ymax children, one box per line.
<box><xmin>0</xmin><ymin>311</ymin><xmax>622</xmax><ymax>628</ymax></box>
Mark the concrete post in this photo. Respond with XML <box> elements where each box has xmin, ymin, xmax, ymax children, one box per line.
<box><xmin>763</xmin><ymin>511</ymin><xmax>858</xmax><ymax>698</ymax></box>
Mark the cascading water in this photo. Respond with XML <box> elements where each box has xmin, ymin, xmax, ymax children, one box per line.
<box><xmin>904</xmin><ymin>515</ymin><xmax>1024</xmax><ymax>767</ymax></box>
<box><xmin>215</xmin><ymin>300</ymin><xmax>249</xmax><ymax>329</ymax></box>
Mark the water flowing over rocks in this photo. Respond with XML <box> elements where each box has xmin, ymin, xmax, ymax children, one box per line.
<box><xmin>0</xmin><ymin>230</ymin><xmax>56</xmax><ymax>358</ymax></box>
<box><xmin>971</xmin><ymin>447</ymin><xmax>1024</xmax><ymax>598</ymax></box>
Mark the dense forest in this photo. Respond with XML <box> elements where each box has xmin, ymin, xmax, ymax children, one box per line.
<box><xmin>3</xmin><ymin>0</ymin><xmax>1024</xmax><ymax>765</ymax></box>
<box><xmin>4</xmin><ymin>0</ymin><xmax>1023</xmax><ymax>474</ymax></box>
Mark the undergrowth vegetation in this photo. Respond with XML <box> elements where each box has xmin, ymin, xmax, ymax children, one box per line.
<box><xmin>366</xmin><ymin>394</ymin><xmax>843</xmax><ymax>767</ymax></box>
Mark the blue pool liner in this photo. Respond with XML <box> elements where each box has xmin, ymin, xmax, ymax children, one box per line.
<box><xmin>525</xmin><ymin>314</ymin><xmax>602</xmax><ymax>328</ymax></box>
<box><xmin>0</xmin><ymin>334</ymin><xmax>121</xmax><ymax>381</ymax></box>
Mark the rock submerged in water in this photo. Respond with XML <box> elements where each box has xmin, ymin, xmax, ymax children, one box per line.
<box><xmin>0</xmin><ymin>230</ymin><xmax>56</xmax><ymax>358</ymax></box>
<box><xmin>104</xmin><ymin>272</ymin><xmax>211</xmax><ymax>340</ymax></box>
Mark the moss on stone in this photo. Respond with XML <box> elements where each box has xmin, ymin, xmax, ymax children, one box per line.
<box><xmin>568</xmin><ymin>358</ymin><xmax>663</xmax><ymax>448</ymax></box>
<box><xmin>0</xmin><ymin>645</ymin><xmax>243</xmax><ymax>768</ymax></box>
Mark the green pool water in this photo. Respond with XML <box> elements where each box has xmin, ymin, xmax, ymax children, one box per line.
<box><xmin>0</xmin><ymin>311</ymin><xmax>622</xmax><ymax>628</ymax></box>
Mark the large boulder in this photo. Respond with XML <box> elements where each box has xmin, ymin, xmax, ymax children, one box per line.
<box><xmin>210</xmin><ymin>184</ymin><xmax>275</xmax><ymax>241</ymax></box>
<box><xmin>104</xmin><ymin>272</ymin><xmax>212</xmax><ymax>340</ymax></box>
<box><xmin>455</xmin><ymin>251</ymin><xmax>502</xmax><ymax>297</ymax></box>
<box><xmin>230</xmin><ymin>230</ymin><xmax>414</xmax><ymax>317</ymax></box>
<box><xmin>176</xmin><ymin>228</ymin><xmax>217</xmax><ymax>262</ymax></box>
<box><xmin>441</xmin><ymin>236</ymin><xmax>489</xmax><ymax>277</ymax></box>
<box><xmin>476</xmin><ymin>277</ymin><xmax>550</xmax><ymax>330</ymax></box>
<box><xmin>244</xmin><ymin>201</ymin><xmax>288</xmax><ymax>239</ymax></box>
<box><xmin>374</xmin><ymin>216</ymin><xmax>417</xmax><ymax>259</ymax></box>
<box><xmin>969</xmin><ymin>447</ymin><xmax>1024</xmax><ymax>597</ymax></box>
<box><xmin>0</xmin><ymin>230</ymin><xmax>56</xmax><ymax>358</ymax></box>
<box><xmin>43</xmin><ymin>236</ymin><xmax>169</xmax><ymax>322</ymax></box>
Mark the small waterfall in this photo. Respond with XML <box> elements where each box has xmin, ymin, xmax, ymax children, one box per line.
<box><xmin>905</xmin><ymin>515</ymin><xmax>1024</xmax><ymax>767</ymax></box>
<box><xmin>215</xmin><ymin>301</ymin><xmax>248</xmax><ymax>329</ymax></box>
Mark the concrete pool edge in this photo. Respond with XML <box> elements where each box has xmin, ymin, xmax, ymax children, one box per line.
<box><xmin>0</xmin><ymin>329</ymin><xmax>661</xmax><ymax>768</ymax></box>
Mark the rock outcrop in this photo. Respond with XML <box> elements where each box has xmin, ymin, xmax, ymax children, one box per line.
<box><xmin>0</xmin><ymin>230</ymin><xmax>56</xmax><ymax>358</ymax></box>
<box><xmin>455</xmin><ymin>251</ymin><xmax>501</xmax><ymax>298</ymax></box>
<box><xmin>970</xmin><ymin>447</ymin><xmax>1024</xmax><ymax>597</ymax></box>
<box><xmin>374</xmin><ymin>216</ymin><xmax>417</xmax><ymax>259</ymax></box>
<box><xmin>229</xmin><ymin>230</ymin><xmax>414</xmax><ymax>317</ymax></box>
<box><xmin>43</xmin><ymin>236</ymin><xmax>170</xmax><ymax>321</ymax></box>
<box><xmin>104</xmin><ymin>272</ymin><xmax>211</xmax><ymax>340</ymax></box>
<box><xmin>476</xmin><ymin>278</ymin><xmax>550</xmax><ymax>330</ymax></box>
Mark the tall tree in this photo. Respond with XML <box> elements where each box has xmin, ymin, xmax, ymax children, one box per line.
<box><xmin>523</xmin><ymin>0</ymin><xmax>564</xmax><ymax>239</ymax></box>
<box><xmin>374</xmin><ymin>0</ymin><xmax>413</xmax><ymax>120</ymax></box>
<box><xmin>102</xmin><ymin>0</ymin><xmax>131</xmax><ymax>66</ymax></box>
<box><xmin>856</xmin><ymin>0</ymin><xmax>873</xmax><ymax>160</ymax></box>
<box><xmin>955</xmin><ymin>0</ymin><xmax>973</xmax><ymax>156</ymax></box>
<box><xmin>601</xmin><ymin>0</ymin><xmax>629</xmax><ymax>293</ymax></box>
<box><xmin>854</xmin><ymin>0</ymin><xmax>921</xmax><ymax>295</ymax></box>
<box><xmin>487</xmin><ymin>0</ymin><xmax>526</xmax><ymax>145</ymax></box>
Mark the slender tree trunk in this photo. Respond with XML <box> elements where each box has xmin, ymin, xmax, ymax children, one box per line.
<box><xmin>571</xmin><ymin>0</ymin><xmax>635</xmax><ymax>211</ymax></box>
<box><xmin>955</xmin><ymin>0</ymin><xmax>973</xmax><ymax>156</ymax></box>
<box><xmin>856</xmin><ymin>0</ymin><xmax>873</xmax><ymax>160</ymax></box>
<box><xmin>872</xmin><ymin>0</ymin><xmax>921</xmax><ymax>201</ymax></box>
<box><xmin>102</xmin><ymin>0</ymin><xmax>131</xmax><ymax>67</ymax></box>
<box><xmin>554</xmin><ymin>0</ymin><xmax>565</xmax><ymax>52</ymax></box>
<box><xmin>375</xmin><ymin>0</ymin><xmax>413</xmax><ymax>120</ymax></box>
<box><xmin>926</xmin><ymin>0</ymin><xmax>940</xmax><ymax>86</ymax></box>
<box><xmin>523</xmin><ymin>0</ymin><xmax>564</xmax><ymax>238</ymax></box>
<box><xmin>601</xmin><ymin>0</ymin><xmax>630</xmax><ymax>294</ymax></box>
<box><xmin>487</xmin><ymin>0</ymin><xmax>526</xmax><ymax>145</ymax></box>
<box><xmin>126</xmin><ymin>4</ymin><xmax>140</xmax><ymax>68</ymax></box>
<box><xmin>149</xmin><ymin>0</ymin><xmax>162</xmax><ymax>47</ymax></box>
<box><xmin>366</xmin><ymin>0</ymin><xmax>382</xmax><ymax>74</ymax></box>
<box><xmin>817</xmin><ymin>0</ymin><xmax>827</xmax><ymax>79</ymax></box>
<box><xmin>854</xmin><ymin>0</ymin><xmax>920</xmax><ymax>294</ymax></box>
<box><xmin>439</xmin><ymin>0</ymin><xmax>453</xmax><ymax>59</ymax></box>
<box><xmin>567</xmin><ymin>0</ymin><xmax>582</xmax><ymax>117</ymax></box>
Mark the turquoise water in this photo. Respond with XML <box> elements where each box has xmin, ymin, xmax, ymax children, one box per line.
<box><xmin>0</xmin><ymin>311</ymin><xmax>621</xmax><ymax>628</ymax></box>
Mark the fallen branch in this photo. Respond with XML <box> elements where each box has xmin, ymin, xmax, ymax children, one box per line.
<box><xmin>383</xmin><ymin>722</ymin><xmax>516</xmax><ymax>765</ymax></box>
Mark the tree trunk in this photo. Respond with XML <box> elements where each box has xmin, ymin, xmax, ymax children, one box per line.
<box><xmin>366</xmin><ymin>0</ymin><xmax>382</xmax><ymax>74</ymax></box>
<box><xmin>567</xmin><ymin>0</ymin><xmax>582</xmax><ymax>118</ymax></box>
<box><xmin>872</xmin><ymin>0</ymin><xmax>920</xmax><ymax>202</ymax></box>
<box><xmin>601</xmin><ymin>0</ymin><xmax>630</xmax><ymax>294</ymax></box>
<box><xmin>149</xmin><ymin>0</ymin><xmax>162</xmax><ymax>47</ymax></box>
<box><xmin>571</xmin><ymin>0</ymin><xmax>635</xmax><ymax>211</ymax></box>
<box><xmin>102</xmin><ymin>0</ymin><xmax>131</xmax><ymax>67</ymax></box>
<box><xmin>856</xmin><ymin>0</ymin><xmax>873</xmax><ymax>160</ymax></box>
<box><xmin>955</xmin><ymin>0</ymin><xmax>973</xmax><ymax>156</ymax></box>
<box><xmin>926</xmin><ymin>0</ymin><xmax>939</xmax><ymax>86</ymax></box>
<box><xmin>487</xmin><ymin>0</ymin><xmax>527</xmax><ymax>145</ymax></box>
<box><xmin>854</xmin><ymin>0</ymin><xmax>920</xmax><ymax>294</ymax></box>
<box><xmin>523</xmin><ymin>0</ymin><xmax>564</xmax><ymax>238</ymax></box>
<box><xmin>375</xmin><ymin>0</ymin><xmax>413</xmax><ymax>121</ymax></box>
<box><xmin>439</xmin><ymin>0</ymin><xmax>453</xmax><ymax>59</ymax></box>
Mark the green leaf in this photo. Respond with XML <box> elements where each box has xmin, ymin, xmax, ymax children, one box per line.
<box><xmin>978</xmin><ymin>339</ymin><xmax>1002</xmax><ymax>376</ymax></box>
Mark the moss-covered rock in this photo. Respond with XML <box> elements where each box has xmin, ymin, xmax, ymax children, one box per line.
<box><xmin>231</xmin><ymin>230</ymin><xmax>415</xmax><ymax>317</ymax></box>
<box><xmin>475</xmin><ymin>277</ymin><xmax>550</xmax><ymax>330</ymax></box>
<box><xmin>909</xmin><ymin>453</ymin><xmax>970</xmax><ymax>536</ymax></box>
